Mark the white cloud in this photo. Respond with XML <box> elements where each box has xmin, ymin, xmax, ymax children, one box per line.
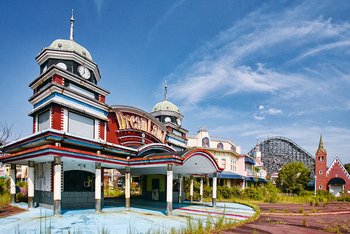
<box><xmin>258</xmin><ymin>105</ymin><xmax>264</xmax><ymax>110</ymax></box>
<box><xmin>296</xmin><ymin>40</ymin><xmax>350</xmax><ymax>61</ymax></box>
<box><xmin>267</xmin><ymin>108</ymin><xmax>282</xmax><ymax>115</ymax></box>
<box><xmin>254</xmin><ymin>115</ymin><xmax>265</xmax><ymax>120</ymax></box>
<box><xmin>167</xmin><ymin>3</ymin><xmax>350</xmax><ymax>107</ymax></box>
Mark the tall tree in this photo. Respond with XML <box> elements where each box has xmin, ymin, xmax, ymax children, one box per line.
<box><xmin>276</xmin><ymin>161</ymin><xmax>310</xmax><ymax>194</ymax></box>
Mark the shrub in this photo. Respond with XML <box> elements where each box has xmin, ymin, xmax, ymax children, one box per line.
<box><xmin>0</xmin><ymin>178</ymin><xmax>11</xmax><ymax>208</ymax></box>
<box><xmin>261</xmin><ymin>182</ymin><xmax>280</xmax><ymax>203</ymax></box>
<box><xmin>243</xmin><ymin>187</ymin><xmax>263</xmax><ymax>200</ymax></box>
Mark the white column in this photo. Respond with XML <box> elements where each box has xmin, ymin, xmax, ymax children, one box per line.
<box><xmin>53</xmin><ymin>157</ymin><xmax>62</xmax><ymax>216</ymax></box>
<box><xmin>178</xmin><ymin>174</ymin><xmax>183</xmax><ymax>203</ymax></box>
<box><xmin>125</xmin><ymin>167</ymin><xmax>131</xmax><ymax>209</ymax></box>
<box><xmin>28</xmin><ymin>161</ymin><xmax>35</xmax><ymax>208</ymax></box>
<box><xmin>166</xmin><ymin>164</ymin><xmax>173</xmax><ymax>215</ymax></box>
<box><xmin>95</xmin><ymin>163</ymin><xmax>102</xmax><ymax>212</ymax></box>
<box><xmin>241</xmin><ymin>179</ymin><xmax>245</xmax><ymax>189</ymax></box>
<box><xmin>200</xmin><ymin>177</ymin><xmax>204</xmax><ymax>203</ymax></box>
<box><xmin>212</xmin><ymin>173</ymin><xmax>217</xmax><ymax>207</ymax></box>
<box><xmin>10</xmin><ymin>164</ymin><xmax>16</xmax><ymax>203</ymax></box>
<box><xmin>190</xmin><ymin>176</ymin><xmax>194</xmax><ymax>203</ymax></box>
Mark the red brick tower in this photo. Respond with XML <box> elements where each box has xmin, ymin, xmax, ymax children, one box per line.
<box><xmin>315</xmin><ymin>135</ymin><xmax>327</xmax><ymax>191</ymax></box>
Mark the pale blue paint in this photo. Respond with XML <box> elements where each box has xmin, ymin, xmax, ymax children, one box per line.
<box><xmin>1</xmin><ymin>201</ymin><xmax>255</xmax><ymax>233</ymax></box>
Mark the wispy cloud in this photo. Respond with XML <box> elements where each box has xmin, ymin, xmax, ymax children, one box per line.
<box><xmin>296</xmin><ymin>40</ymin><xmax>350</xmax><ymax>61</ymax></box>
<box><xmin>164</xmin><ymin>0</ymin><xmax>350</xmax><ymax>163</ymax></box>
<box><xmin>94</xmin><ymin>0</ymin><xmax>104</xmax><ymax>17</ymax></box>
<box><xmin>147</xmin><ymin>0</ymin><xmax>186</xmax><ymax>41</ymax></box>
<box><xmin>167</xmin><ymin>1</ymin><xmax>350</xmax><ymax>110</ymax></box>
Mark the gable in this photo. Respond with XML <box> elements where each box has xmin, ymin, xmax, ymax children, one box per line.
<box><xmin>326</xmin><ymin>157</ymin><xmax>350</xmax><ymax>180</ymax></box>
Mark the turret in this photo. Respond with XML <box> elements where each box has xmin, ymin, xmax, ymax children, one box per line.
<box><xmin>315</xmin><ymin>134</ymin><xmax>327</xmax><ymax>191</ymax></box>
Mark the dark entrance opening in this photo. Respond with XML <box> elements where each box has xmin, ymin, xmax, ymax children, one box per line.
<box><xmin>62</xmin><ymin>170</ymin><xmax>96</xmax><ymax>210</ymax></box>
<box><xmin>64</xmin><ymin>170</ymin><xmax>95</xmax><ymax>192</ymax></box>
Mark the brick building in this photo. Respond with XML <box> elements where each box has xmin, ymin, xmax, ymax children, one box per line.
<box><xmin>315</xmin><ymin>135</ymin><xmax>350</xmax><ymax>196</ymax></box>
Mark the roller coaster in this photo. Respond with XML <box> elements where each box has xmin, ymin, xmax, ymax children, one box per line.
<box><xmin>248</xmin><ymin>136</ymin><xmax>315</xmax><ymax>176</ymax></box>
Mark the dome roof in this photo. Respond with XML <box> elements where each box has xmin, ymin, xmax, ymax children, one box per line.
<box><xmin>48</xmin><ymin>39</ymin><xmax>92</xmax><ymax>60</ymax></box>
<box><xmin>152</xmin><ymin>100</ymin><xmax>181</xmax><ymax>114</ymax></box>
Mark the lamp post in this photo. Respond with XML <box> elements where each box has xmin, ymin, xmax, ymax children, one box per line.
<box><xmin>314</xmin><ymin>175</ymin><xmax>317</xmax><ymax>196</ymax></box>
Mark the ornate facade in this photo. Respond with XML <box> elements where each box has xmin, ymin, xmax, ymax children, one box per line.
<box><xmin>0</xmin><ymin>15</ymin><xmax>222</xmax><ymax>215</ymax></box>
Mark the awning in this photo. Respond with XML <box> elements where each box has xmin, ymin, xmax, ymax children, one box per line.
<box><xmin>217</xmin><ymin>171</ymin><xmax>245</xmax><ymax>180</ymax></box>
<box><xmin>245</xmin><ymin>177</ymin><xmax>268</xmax><ymax>183</ymax></box>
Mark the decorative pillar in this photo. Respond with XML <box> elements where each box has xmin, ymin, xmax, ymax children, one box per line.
<box><xmin>178</xmin><ymin>174</ymin><xmax>183</xmax><ymax>203</ymax></box>
<box><xmin>200</xmin><ymin>177</ymin><xmax>204</xmax><ymax>203</ymax></box>
<box><xmin>166</xmin><ymin>164</ymin><xmax>173</xmax><ymax>216</ymax></box>
<box><xmin>53</xmin><ymin>157</ymin><xmax>62</xmax><ymax>216</ymax></box>
<box><xmin>241</xmin><ymin>179</ymin><xmax>246</xmax><ymax>189</ymax></box>
<box><xmin>10</xmin><ymin>164</ymin><xmax>16</xmax><ymax>203</ymax></box>
<box><xmin>27</xmin><ymin>161</ymin><xmax>35</xmax><ymax>208</ymax></box>
<box><xmin>190</xmin><ymin>176</ymin><xmax>194</xmax><ymax>203</ymax></box>
<box><xmin>212</xmin><ymin>173</ymin><xmax>217</xmax><ymax>207</ymax></box>
<box><xmin>95</xmin><ymin>163</ymin><xmax>102</xmax><ymax>212</ymax></box>
<box><xmin>125</xmin><ymin>167</ymin><xmax>131</xmax><ymax>209</ymax></box>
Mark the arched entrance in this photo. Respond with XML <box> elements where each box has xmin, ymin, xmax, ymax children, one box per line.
<box><xmin>328</xmin><ymin>177</ymin><xmax>346</xmax><ymax>197</ymax></box>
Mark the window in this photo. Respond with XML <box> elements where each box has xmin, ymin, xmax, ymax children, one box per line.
<box><xmin>68</xmin><ymin>83</ymin><xmax>95</xmax><ymax>99</ymax></box>
<box><xmin>38</xmin><ymin>110</ymin><xmax>50</xmax><ymax>131</ymax></box>
<box><xmin>68</xmin><ymin>112</ymin><xmax>94</xmax><ymax>139</ymax></box>
<box><xmin>231</xmin><ymin>159</ymin><xmax>236</xmax><ymax>171</ymax></box>
<box><xmin>217</xmin><ymin>142</ymin><xmax>224</xmax><ymax>150</ymax></box>
<box><xmin>222</xmin><ymin>159</ymin><xmax>226</xmax><ymax>169</ymax></box>
<box><xmin>202</xmin><ymin>137</ymin><xmax>210</xmax><ymax>148</ymax></box>
<box><xmin>231</xmin><ymin>145</ymin><xmax>236</xmax><ymax>152</ymax></box>
<box><xmin>319</xmin><ymin>185</ymin><xmax>323</xmax><ymax>189</ymax></box>
<box><xmin>319</xmin><ymin>170</ymin><xmax>323</xmax><ymax>174</ymax></box>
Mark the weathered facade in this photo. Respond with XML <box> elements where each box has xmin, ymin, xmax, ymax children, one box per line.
<box><xmin>0</xmin><ymin>15</ymin><xmax>222</xmax><ymax>215</ymax></box>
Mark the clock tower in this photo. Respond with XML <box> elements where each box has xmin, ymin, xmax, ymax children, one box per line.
<box><xmin>30</xmin><ymin>11</ymin><xmax>109</xmax><ymax>140</ymax></box>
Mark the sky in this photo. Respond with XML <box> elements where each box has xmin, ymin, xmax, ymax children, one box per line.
<box><xmin>0</xmin><ymin>0</ymin><xmax>350</xmax><ymax>165</ymax></box>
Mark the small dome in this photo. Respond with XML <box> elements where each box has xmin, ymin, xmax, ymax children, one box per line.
<box><xmin>152</xmin><ymin>100</ymin><xmax>181</xmax><ymax>114</ymax></box>
<box><xmin>48</xmin><ymin>39</ymin><xmax>92</xmax><ymax>60</ymax></box>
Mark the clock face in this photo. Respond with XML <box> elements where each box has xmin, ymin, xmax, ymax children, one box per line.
<box><xmin>165</xmin><ymin>117</ymin><xmax>171</xmax><ymax>123</ymax></box>
<box><xmin>56</xmin><ymin>62</ymin><xmax>67</xmax><ymax>70</ymax></box>
<box><xmin>77</xmin><ymin>65</ymin><xmax>91</xmax><ymax>79</ymax></box>
<box><xmin>176</xmin><ymin>118</ymin><xmax>182</xmax><ymax>126</ymax></box>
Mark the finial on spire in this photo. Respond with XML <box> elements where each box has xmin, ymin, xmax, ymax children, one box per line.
<box><xmin>164</xmin><ymin>80</ymin><xmax>168</xmax><ymax>100</ymax></box>
<box><xmin>70</xmin><ymin>9</ymin><xmax>75</xmax><ymax>41</ymax></box>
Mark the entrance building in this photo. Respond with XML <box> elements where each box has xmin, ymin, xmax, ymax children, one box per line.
<box><xmin>0</xmin><ymin>14</ymin><xmax>222</xmax><ymax>215</ymax></box>
<box><xmin>315</xmin><ymin>135</ymin><xmax>350</xmax><ymax>196</ymax></box>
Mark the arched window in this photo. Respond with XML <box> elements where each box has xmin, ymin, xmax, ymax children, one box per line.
<box><xmin>202</xmin><ymin>137</ymin><xmax>210</xmax><ymax>148</ymax></box>
<box><xmin>231</xmin><ymin>145</ymin><xmax>236</xmax><ymax>152</ymax></box>
<box><xmin>217</xmin><ymin>142</ymin><xmax>224</xmax><ymax>150</ymax></box>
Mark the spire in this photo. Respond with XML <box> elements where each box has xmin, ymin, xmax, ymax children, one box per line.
<box><xmin>318</xmin><ymin>134</ymin><xmax>326</xmax><ymax>152</ymax></box>
<box><xmin>164</xmin><ymin>80</ymin><xmax>168</xmax><ymax>100</ymax></box>
<box><xmin>70</xmin><ymin>9</ymin><xmax>75</xmax><ymax>41</ymax></box>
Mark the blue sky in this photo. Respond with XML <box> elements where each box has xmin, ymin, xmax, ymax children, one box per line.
<box><xmin>0</xmin><ymin>0</ymin><xmax>350</xmax><ymax>165</ymax></box>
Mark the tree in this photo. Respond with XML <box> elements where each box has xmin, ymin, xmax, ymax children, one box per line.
<box><xmin>0</xmin><ymin>122</ymin><xmax>13</xmax><ymax>147</ymax></box>
<box><xmin>276</xmin><ymin>161</ymin><xmax>310</xmax><ymax>194</ymax></box>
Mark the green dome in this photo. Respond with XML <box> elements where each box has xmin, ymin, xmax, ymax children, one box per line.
<box><xmin>152</xmin><ymin>100</ymin><xmax>181</xmax><ymax>114</ymax></box>
<box><xmin>48</xmin><ymin>39</ymin><xmax>92</xmax><ymax>60</ymax></box>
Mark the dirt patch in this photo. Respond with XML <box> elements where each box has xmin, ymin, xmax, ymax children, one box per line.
<box><xmin>0</xmin><ymin>205</ymin><xmax>26</xmax><ymax>218</ymax></box>
<box><xmin>222</xmin><ymin>202</ymin><xmax>350</xmax><ymax>234</ymax></box>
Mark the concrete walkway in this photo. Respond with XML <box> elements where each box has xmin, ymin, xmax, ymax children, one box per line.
<box><xmin>0</xmin><ymin>200</ymin><xmax>255</xmax><ymax>233</ymax></box>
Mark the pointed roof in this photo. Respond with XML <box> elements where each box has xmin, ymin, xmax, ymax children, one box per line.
<box><xmin>317</xmin><ymin>134</ymin><xmax>326</xmax><ymax>153</ymax></box>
